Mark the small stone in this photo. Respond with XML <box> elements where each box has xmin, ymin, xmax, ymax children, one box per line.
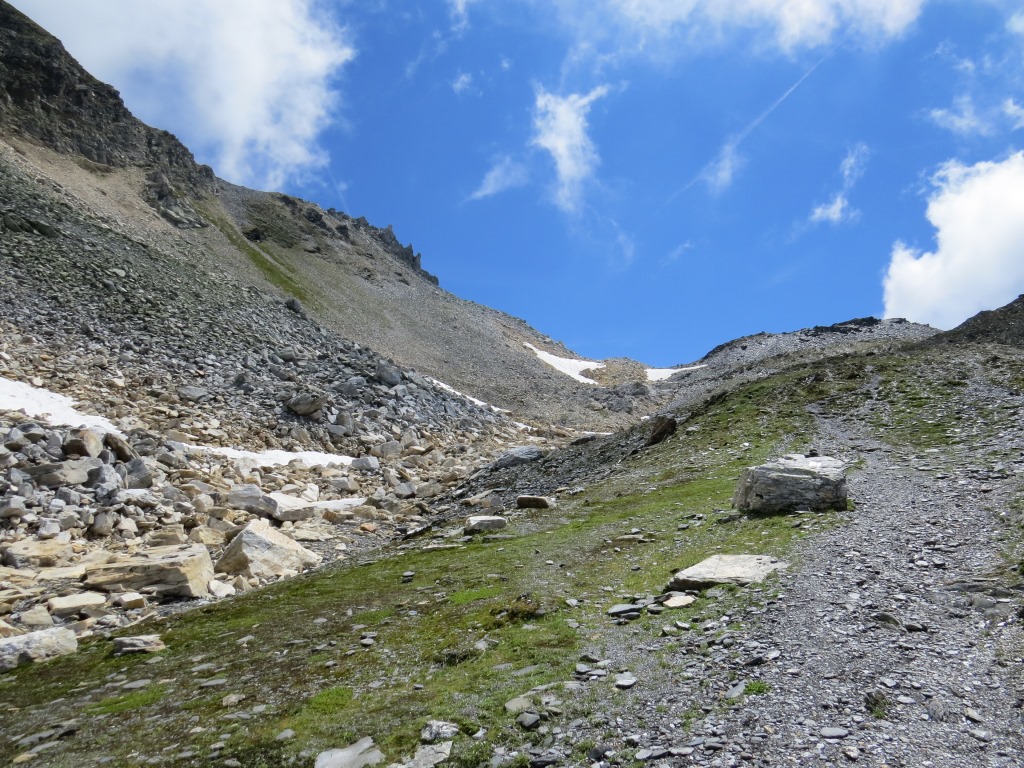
<box><xmin>516</xmin><ymin>495</ymin><xmax>551</xmax><ymax>509</ymax></box>
<box><xmin>820</xmin><ymin>727</ymin><xmax>849</xmax><ymax>740</ymax></box>
<box><xmin>113</xmin><ymin>635</ymin><xmax>166</xmax><ymax>654</ymax></box>
<box><xmin>607</xmin><ymin>604</ymin><xmax>642</xmax><ymax>617</ymax></box>
<box><xmin>615</xmin><ymin>673</ymin><xmax>638</xmax><ymax>690</ymax></box>
<box><xmin>516</xmin><ymin>712</ymin><xmax>541</xmax><ymax>730</ymax></box>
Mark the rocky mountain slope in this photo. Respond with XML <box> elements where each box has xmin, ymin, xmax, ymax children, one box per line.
<box><xmin>2</xmin><ymin>4</ymin><xmax>1024</xmax><ymax>768</ymax></box>
<box><xmin>0</xmin><ymin>0</ymin><xmax>672</xmax><ymax>432</ymax></box>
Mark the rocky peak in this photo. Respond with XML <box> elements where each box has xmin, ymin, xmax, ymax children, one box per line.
<box><xmin>0</xmin><ymin>1</ymin><xmax>211</xmax><ymax>193</ymax></box>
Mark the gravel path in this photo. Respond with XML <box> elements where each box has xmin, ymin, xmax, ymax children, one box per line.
<box><xmin>557</xmin><ymin>407</ymin><xmax>1024</xmax><ymax>768</ymax></box>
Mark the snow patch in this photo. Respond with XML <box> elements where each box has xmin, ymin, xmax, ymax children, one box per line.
<box><xmin>0</xmin><ymin>376</ymin><xmax>354</xmax><ymax>468</ymax></box>
<box><xmin>0</xmin><ymin>377</ymin><xmax>122</xmax><ymax>434</ymax></box>
<box><xmin>645</xmin><ymin>364</ymin><xmax>708</xmax><ymax>382</ymax></box>
<box><xmin>192</xmin><ymin>444</ymin><xmax>353</xmax><ymax>468</ymax></box>
<box><xmin>524</xmin><ymin>343</ymin><xmax>604</xmax><ymax>385</ymax></box>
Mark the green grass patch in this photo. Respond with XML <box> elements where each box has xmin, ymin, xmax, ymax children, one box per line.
<box><xmin>84</xmin><ymin>683</ymin><xmax>166</xmax><ymax>715</ymax></box>
<box><xmin>195</xmin><ymin>199</ymin><xmax>313</xmax><ymax>305</ymax></box>
<box><xmin>449</xmin><ymin>586</ymin><xmax>503</xmax><ymax>605</ymax></box>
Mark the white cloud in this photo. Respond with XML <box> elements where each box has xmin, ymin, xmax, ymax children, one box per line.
<box><xmin>929</xmin><ymin>94</ymin><xmax>991</xmax><ymax>136</ymax></box>
<box><xmin>531</xmin><ymin>85</ymin><xmax>610</xmax><ymax>212</ymax></box>
<box><xmin>702</xmin><ymin>141</ymin><xmax>742</xmax><ymax>194</ymax></box>
<box><xmin>810</xmin><ymin>143</ymin><xmax>869</xmax><ymax>225</ymax></box>
<box><xmin>1009</xmin><ymin>12</ymin><xmax>1024</xmax><ymax>36</ymax></box>
<box><xmin>882</xmin><ymin>152</ymin><xmax>1024</xmax><ymax>329</ymax></box>
<box><xmin>555</xmin><ymin>0</ymin><xmax>925</xmax><ymax>59</ymax></box>
<box><xmin>1004</xmin><ymin>99</ymin><xmax>1024</xmax><ymax>130</ymax></box>
<box><xmin>811</xmin><ymin>194</ymin><xmax>852</xmax><ymax>224</ymax></box>
<box><xmin>452</xmin><ymin>71</ymin><xmax>474</xmax><ymax>95</ymax></box>
<box><xmin>14</xmin><ymin>0</ymin><xmax>354</xmax><ymax>190</ymax></box>
<box><xmin>469</xmin><ymin>156</ymin><xmax>529</xmax><ymax>200</ymax></box>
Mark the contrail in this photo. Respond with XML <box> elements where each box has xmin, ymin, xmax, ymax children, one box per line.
<box><xmin>656</xmin><ymin>58</ymin><xmax>826</xmax><ymax>212</ymax></box>
<box><xmin>735</xmin><ymin>58</ymin><xmax>822</xmax><ymax>144</ymax></box>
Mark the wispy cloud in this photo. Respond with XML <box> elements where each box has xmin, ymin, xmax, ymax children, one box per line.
<box><xmin>810</xmin><ymin>143</ymin><xmax>869</xmax><ymax>225</ymax></box>
<box><xmin>661</xmin><ymin>241</ymin><xmax>694</xmax><ymax>266</ymax></box>
<box><xmin>14</xmin><ymin>0</ymin><xmax>354</xmax><ymax>190</ymax></box>
<box><xmin>531</xmin><ymin>84</ymin><xmax>610</xmax><ymax>213</ymax></box>
<box><xmin>469</xmin><ymin>156</ymin><xmax>529</xmax><ymax>200</ymax></box>
<box><xmin>552</xmin><ymin>0</ymin><xmax>925</xmax><ymax>68</ymax></box>
<box><xmin>929</xmin><ymin>94</ymin><xmax>992</xmax><ymax>136</ymax></box>
<box><xmin>451</xmin><ymin>71</ymin><xmax>475</xmax><ymax>95</ymax></box>
<box><xmin>883</xmin><ymin>152</ymin><xmax>1024</xmax><ymax>328</ymax></box>
<box><xmin>448</xmin><ymin>0</ymin><xmax>479</xmax><ymax>33</ymax></box>
<box><xmin>1004</xmin><ymin>98</ymin><xmax>1024</xmax><ymax>130</ymax></box>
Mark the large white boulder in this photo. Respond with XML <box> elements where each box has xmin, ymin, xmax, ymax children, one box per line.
<box><xmin>215</xmin><ymin>519</ymin><xmax>321</xmax><ymax>580</ymax></box>
<box><xmin>733</xmin><ymin>454</ymin><xmax>847</xmax><ymax>514</ymax></box>
<box><xmin>84</xmin><ymin>544</ymin><xmax>215</xmax><ymax>598</ymax></box>
<box><xmin>0</xmin><ymin>627</ymin><xmax>78</xmax><ymax>671</ymax></box>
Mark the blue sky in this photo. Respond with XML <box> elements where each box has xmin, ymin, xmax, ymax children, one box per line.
<box><xmin>13</xmin><ymin>0</ymin><xmax>1024</xmax><ymax>366</ymax></box>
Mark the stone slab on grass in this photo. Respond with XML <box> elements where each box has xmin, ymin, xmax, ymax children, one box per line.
<box><xmin>668</xmin><ymin>554</ymin><xmax>788</xmax><ymax>591</ymax></box>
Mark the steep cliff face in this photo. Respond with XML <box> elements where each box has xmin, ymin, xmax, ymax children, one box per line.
<box><xmin>0</xmin><ymin>3</ymin><xmax>207</xmax><ymax>182</ymax></box>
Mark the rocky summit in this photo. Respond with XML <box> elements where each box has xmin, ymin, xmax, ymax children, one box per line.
<box><xmin>2</xmin><ymin>5</ymin><xmax>1024</xmax><ymax>768</ymax></box>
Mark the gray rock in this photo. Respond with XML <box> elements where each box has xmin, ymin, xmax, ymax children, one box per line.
<box><xmin>607</xmin><ymin>604</ymin><xmax>642</xmax><ymax>617</ymax></box>
<box><xmin>177</xmin><ymin>386</ymin><xmax>209</xmax><ymax>402</ymax></box>
<box><xmin>315</xmin><ymin>737</ymin><xmax>385</xmax><ymax>768</ymax></box>
<box><xmin>421</xmin><ymin>720</ymin><xmax>460</xmax><ymax>743</ymax></box>
<box><xmin>26</xmin><ymin>458</ymin><xmax>103</xmax><ymax>488</ymax></box>
<box><xmin>287</xmin><ymin>390</ymin><xmax>330</xmax><ymax>416</ymax></box>
<box><xmin>493</xmin><ymin>446</ymin><xmax>546</xmax><ymax>469</ymax></box>
<box><xmin>226</xmin><ymin>484</ymin><xmax>279</xmax><ymax>518</ymax></box>
<box><xmin>733</xmin><ymin>454</ymin><xmax>847</xmax><ymax>514</ymax></box>
<box><xmin>516</xmin><ymin>712</ymin><xmax>541</xmax><ymax>730</ymax></box>
<box><xmin>62</xmin><ymin>428</ymin><xmax>105</xmax><ymax>458</ymax></box>
<box><xmin>0</xmin><ymin>627</ymin><xmax>78</xmax><ymax>671</ymax></box>
<box><xmin>615</xmin><ymin>672</ymin><xmax>638</xmax><ymax>689</ymax></box>
<box><xmin>374</xmin><ymin>361</ymin><xmax>403</xmax><ymax>387</ymax></box>
<box><xmin>820</xmin><ymin>727</ymin><xmax>849</xmax><ymax>739</ymax></box>
<box><xmin>464</xmin><ymin>515</ymin><xmax>507</xmax><ymax>534</ymax></box>
<box><xmin>351</xmin><ymin>456</ymin><xmax>380</xmax><ymax>472</ymax></box>
<box><xmin>84</xmin><ymin>544</ymin><xmax>215</xmax><ymax>598</ymax></box>
<box><xmin>215</xmin><ymin>518</ymin><xmax>321</xmax><ymax>579</ymax></box>
<box><xmin>516</xmin><ymin>495</ymin><xmax>551</xmax><ymax>509</ymax></box>
<box><xmin>409</xmin><ymin>742</ymin><xmax>453</xmax><ymax>768</ymax></box>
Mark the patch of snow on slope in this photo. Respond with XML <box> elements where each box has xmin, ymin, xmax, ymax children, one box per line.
<box><xmin>427</xmin><ymin>376</ymin><xmax>502</xmax><ymax>410</ymax></box>
<box><xmin>524</xmin><ymin>342</ymin><xmax>604</xmax><ymax>385</ymax></box>
<box><xmin>646</xmin><ymin>364</ymin><xmax>708</xmax><ymax>382</ymax></box>
<box><xmin>0</xmin><ymin>376</ymin><xmax>353</xmax><ymax>468</ymax></box>
<box><xmin>193</xmin><ymin>445</ymin><xmax>353</xmax><ymax>468</ymax></box>
<box><xmin>0</xmin><ymin>376</ymin><xmax>121</xmax><ymax>433</ymax></box>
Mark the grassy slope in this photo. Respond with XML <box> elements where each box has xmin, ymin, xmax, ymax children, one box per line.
<box><xmin>3</xmin><ymin>343</ymin><xmax>1023</xmax><ymax>766</ymax></box>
